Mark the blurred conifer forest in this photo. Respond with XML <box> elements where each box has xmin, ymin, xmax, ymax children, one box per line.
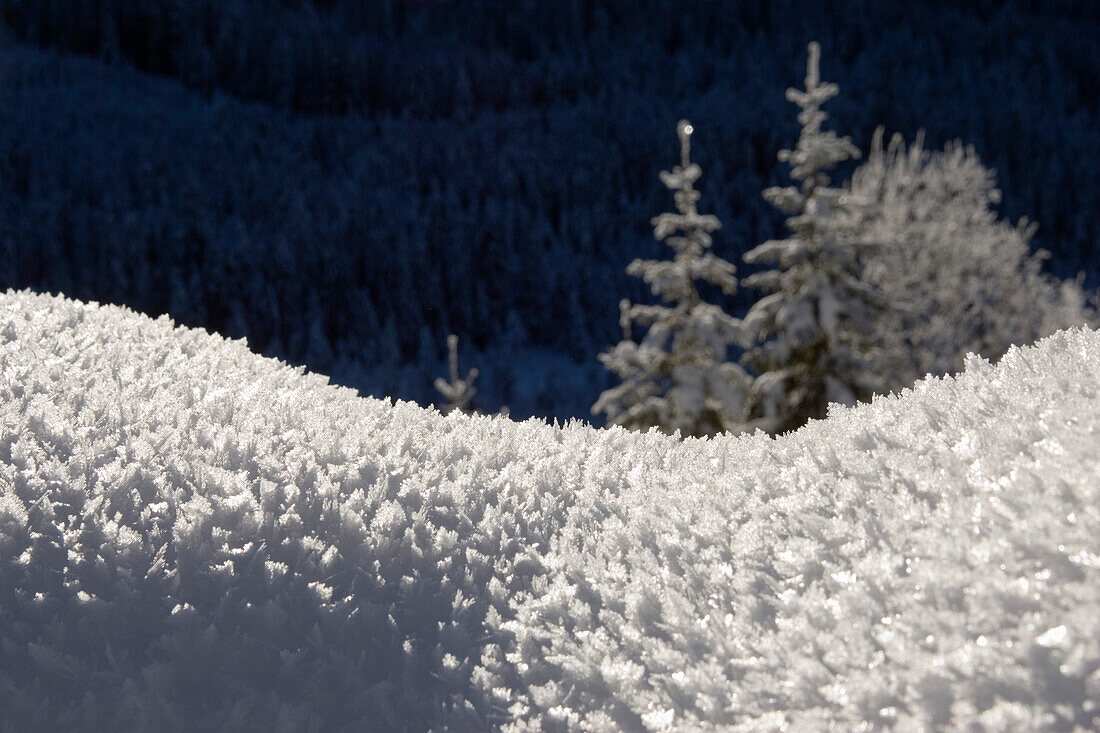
<box><xmin>1</xmin><ymin>0</ymin><xmax>1097</xmax><ymax>423</ymax></box>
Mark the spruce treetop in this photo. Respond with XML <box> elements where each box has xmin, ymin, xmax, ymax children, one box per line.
<box><xmin>778</xmin><ymin>42</ymin><xmax>860</xmax><ymax>196</ymax></box>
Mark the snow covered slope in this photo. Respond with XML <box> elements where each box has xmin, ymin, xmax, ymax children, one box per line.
<box><xmin>1</xmin><ymin>289</ymin><xmax>1098</xmax><ymax>731</ymax></box>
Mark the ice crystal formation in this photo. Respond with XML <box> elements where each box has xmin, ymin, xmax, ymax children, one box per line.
<box><xmin>1</xmin><ymin>290</ymin><xmax>1098</xmax><ymax>731</ymax></box>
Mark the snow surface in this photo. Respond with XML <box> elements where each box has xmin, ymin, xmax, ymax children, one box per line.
<box><xmin>1</xmin><ymin>289</ymin><xmax>1098</xmax><ymax>731</ymax></box>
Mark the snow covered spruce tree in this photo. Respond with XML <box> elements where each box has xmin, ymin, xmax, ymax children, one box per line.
<box><xmin>741</xmin><ymin>42</ymin><xmax>884</xmax><ymax>435</ymax></box>
<box><xmin>593</xmin><ymin>120</ymin><xmax>751</xmax><ymax>438</ymax></box>
<box><xmin>851</xmin><ymin>128</ymin><xmax>1097</xmax><ymax>388</ymax></box>
<box><xmin>435</xmin><ymin>333</ymin><xmax>478</xmax><ymax>415</ymax></box>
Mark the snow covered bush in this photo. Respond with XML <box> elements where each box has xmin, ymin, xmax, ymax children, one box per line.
<box><xmin>741</xmin><ymin>43</ymin><xmax>885</xmax><ymax>435</ymax></box>
<box><xmin>2</xmin><ymin>289</ymin><xmax>1099</xmax><ymax>731</ymax></box>
<box><xmin>594</xmin><ymin>120</ymin><xmax>750</xmax><ymax>438</ymax></box>
<box><xmin>850</xmin><ymin>127</ymin><xmax>1098</xmax><ymax>389</ymax></box>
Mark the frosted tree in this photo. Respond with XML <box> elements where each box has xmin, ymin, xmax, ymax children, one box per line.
<box><xmin>741</xmin><ymin>42</ymin><xmax>884</xmax><ymax>435</ymax></box>
<box><xmin>593</xmin><ymin>120</ymin><xmax>750</xmax><ymax>438</ymax></box>
<box><xmin>435</xmin><ymin>334</ymin><xmax>479</xmax><ymax>415</ymax></box>
<box><xmin>850</xmin><ymin>128</ymin><xmax>1098</xmax><ymax>387</ymax></box>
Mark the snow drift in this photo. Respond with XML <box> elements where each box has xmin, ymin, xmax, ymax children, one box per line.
<box><xmin>1</xmin><ymin>289</ymin><xmax>1098</xmax><ymax>731</ymax></box>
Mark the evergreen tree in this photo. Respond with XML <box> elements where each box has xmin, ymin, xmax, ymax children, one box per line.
<box><xmin>593</xmin><ymin>120</ymin><xmax>750</xmax><ymax>438</ymax></box>
<box><xmin>741</xmin><ymin>42</ymin><xmax>884</xmax><ymax>435</ymax></box>
<box><xmin>435</xmin><ymin>334</ymin><xmax>478</xmax><ymax>415</ymax></box>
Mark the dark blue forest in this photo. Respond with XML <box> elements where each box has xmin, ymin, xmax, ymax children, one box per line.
<box><xmin>1</xmin><ymin>0</ymin><xmax>1097</xmax><ymax>422</ymax></box>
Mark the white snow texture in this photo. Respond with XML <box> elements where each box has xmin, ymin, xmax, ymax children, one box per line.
<box><xmin>1</xmin><ymin>289</ymin><xmax>1098</xmax><ymax>731</ymax></box>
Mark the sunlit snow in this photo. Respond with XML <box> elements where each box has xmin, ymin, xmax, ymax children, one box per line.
<box><xmin>1</xmin><ymin>290</ymin><xmax>1098</xmax><ymax>731</ymax></box>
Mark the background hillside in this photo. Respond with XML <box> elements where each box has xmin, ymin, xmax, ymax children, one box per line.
<box><xmin>1</xmin><ymin>1</ymin><xmax>1098</xmax><ymax>420</ymax></box>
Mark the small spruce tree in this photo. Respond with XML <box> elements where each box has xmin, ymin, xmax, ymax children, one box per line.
<box><xmin>593</xmin><ymin>120</ymin><xmax>750</xmax><ymax>438</ymax></box>
<box><xmin>435</xmin><ymin>334</ymin><xmax>478</xmax><ymax>415</ymax></box>
<box><xmin>741</xmin><ymin>42</ymin><xmax>884</xmax><ymax>435</ymax></box>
